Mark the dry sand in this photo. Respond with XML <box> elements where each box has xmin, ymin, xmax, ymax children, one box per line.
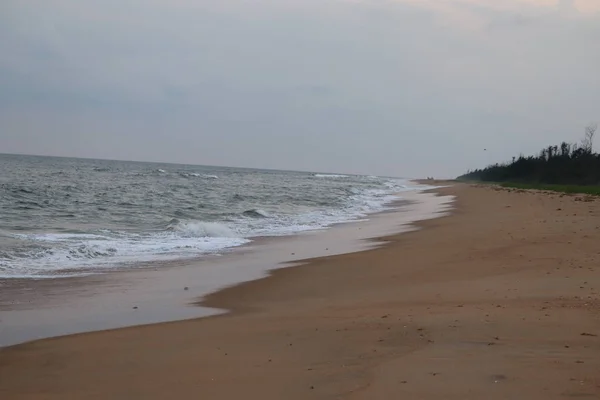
<box><xmin>1</xmin><ymin>183</ymin><xmax>599</xmax><ymax>399</ymax></box>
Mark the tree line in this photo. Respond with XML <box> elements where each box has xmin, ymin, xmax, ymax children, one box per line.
<box><xmin>458</xmin><ymin>124</ymin><xmax>600</xmax><ymax>185</ymax></box>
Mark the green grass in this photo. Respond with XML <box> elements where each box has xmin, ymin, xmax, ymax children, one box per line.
<box><xmin>498</xmin><ymin>182</ymin><xmax>600</xmax><ymax>196</ymax></box>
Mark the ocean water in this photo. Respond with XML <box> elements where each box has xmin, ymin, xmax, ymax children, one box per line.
<box><xmin>0</xmin><ymin>154</ymin><xmax>417</xmax><ymax>279</ymax></box>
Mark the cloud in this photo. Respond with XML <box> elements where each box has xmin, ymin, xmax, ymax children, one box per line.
<box><xmin>0</xmin><ymin>0</ymin><xmax>599</xmax><ymax>177</ymax></box>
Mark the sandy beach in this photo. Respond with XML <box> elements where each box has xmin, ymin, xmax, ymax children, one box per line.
<box><xmin>1</xmin><ymin>183</ymin><xmax>599</xmax><ymax>399</ymax></box>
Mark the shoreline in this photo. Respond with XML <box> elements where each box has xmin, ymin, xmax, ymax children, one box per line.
<box><xmin>1</xmin><ymin>183</ymin><xmax>599</xmax><ymax>399</ymax></box>
<box><xmin>0</xmin><ymin>187</ymin><xmax>452</xmax><ymax>347</ymax></box>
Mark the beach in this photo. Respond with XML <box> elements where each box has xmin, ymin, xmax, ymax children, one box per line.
<box><xmin>0</xmin><ymin>190</ymin><xmax>451</xmax><ymax>347</ymax></box>
<box><xmin>1</xmin><ymin>183</ymin><xmax>599</xmax><ymax>399</ymax></box>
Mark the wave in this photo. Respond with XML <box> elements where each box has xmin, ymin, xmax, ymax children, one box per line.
<box><xmin>384</xmin><ymin>181</ymin><xmax>406</xmax><ymax>189</ymax></box>
<box><xmin>1</xmin><ymin>225</ymin><xmax>249</xmax><ymax>278</ymax></box>
<box><xmin>242</xmin><ymin>209</ymin><xmax>270</xmax><ymax>218</ymax></box>
<box><xmin>0</xmin><ymin>155</ymin><xmax>419</xmax><ymax>279</ymax></box>
<box><xmin>313</xmin><ymin>174</ymin><xmax>350</xmax><ymax>178</ymax></box>
<box><xmin>166</xmin><ymin>219</ymin><xmax>238</xmax><ymax>238</ymax></box>
<box><xmin>13</xmin><ymin>232</ymin><xmax>111</xmax><ymax>242</ymax></box>
<box><xmin>67</xmin><ymin>244</ymin><xmax>118</xmax><ymax>259</ymax></box>
<box><xmin>231</xmin><ymin>193</ymin><xmax>256</xmax><ymax>201</ymax></box>
<box><xmin>179</xmin><ymin>172</ymin><xmax>218</xmax><ymax>179</ymax></box>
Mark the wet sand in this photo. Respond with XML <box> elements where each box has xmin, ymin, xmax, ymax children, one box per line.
<box><xmin>1</xmin><ymin>183</ymin><xmax>600</xmax><ymax>399</ymax></box>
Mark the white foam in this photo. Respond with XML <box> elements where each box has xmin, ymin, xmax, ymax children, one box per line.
<box><xmin>0</xmin><ymin>230</ymin><xmax>249</xmax><ymax>278</ymax></box>
<box><xmin>242</xmin><ymin>209</ymin><xmax>271</xmax><ymax>218</ymax></box>
<box><xmin>168</xmin><ymin>220</ymin><xmax>238</xmax><ymax>238</ymax></box>
<box><xmin>313</xmin><ymin>174</ymin><xmax>350</xmax><ymax>178</ymax></box>
<box><xmin>179</xmin><ymin>172</ymin><xmax>217</xmax><ymax>179</ymax></box>
<box><xmin>230</xmin><ymin>179</ymin><xmax>414</xmax><ymax>237</ymax></box>
<box><xmin>12</xmin><ymin>233</ymin><xmax>109</xmax><ymax>242</ymax></box>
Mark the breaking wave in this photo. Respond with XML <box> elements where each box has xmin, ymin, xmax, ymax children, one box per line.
<box><xmin>242</xmin><ymin>209</ymin><xmax>270</xmax><ymax>218</ymax></box>
<box><xmin>0</xmin><ymin>155</ymin><xmax>420</xmax><ymax>278</ymax></box>
<box><xmin>179</xmin><ymin>173</ymin><xmax>218</xmax><ymax>179</ymax></box>
<box><xmin>313</xmin><ymin>174</ymin><xmax>350</xmax><ymax>178</ymax></box>
<box><xmin>166</xmin><ymin>219</ymin><xmax>238</xmax><ymax>238</ymax></box>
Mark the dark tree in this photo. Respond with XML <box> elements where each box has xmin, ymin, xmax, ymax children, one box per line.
<box><xmin>458</xmin><ymin>124</ymin><xmax>600</xmax><ymax>185</ymax></box>
<box><xmin>582</xmin><ymin>123</ymin><xmax>597</xmax><ymax>154</ymax></box>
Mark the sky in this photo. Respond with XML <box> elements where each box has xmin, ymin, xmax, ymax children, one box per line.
<box><xmin>1</xmin><ymin>0</ymin><xmax>599</xmax><ymax>178</ymax></box>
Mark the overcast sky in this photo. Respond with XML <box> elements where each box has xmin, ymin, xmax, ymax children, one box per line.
<box><xmin>1</xmin><ymin>0</ymin><xmax>599</xmax><ymax>177</ymax></box>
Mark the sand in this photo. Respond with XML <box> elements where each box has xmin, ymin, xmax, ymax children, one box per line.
<box><xmin>1</xmin><ymin>183</ymin><xmax>599</xmax><ymax>399</ymax></box>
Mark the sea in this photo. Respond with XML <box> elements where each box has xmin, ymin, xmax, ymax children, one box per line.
<box><xmin>0</xmin><ymin>154</ymin><xmax>419</xmax><ymax>279</ymax></box>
